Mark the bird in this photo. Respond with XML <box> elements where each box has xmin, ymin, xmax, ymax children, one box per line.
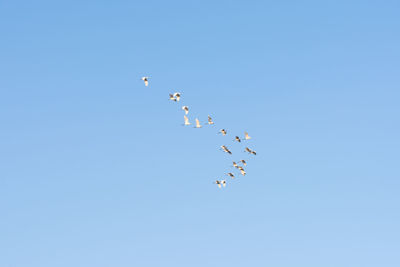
<box><xmin>221</xmin><ymin>145</ymin><xmax>232</xmax><ymax>154</ymax></box>
<box><xmin>232</xmin><ymin>161</ymin><xmax>238</xmax><ymax>168</ymax></box>
<box><xmin>244</xmin><ymin>132</ymin><xmax>251</xmax><ymax>140</ymax></box>
<box><xmin>245</xmin><ymin>147</ymin><xmax>252</xmax><ymax>154</ymax></box>
<box><xmin>221</xmin><ymin>180</ymin><xmax>227</xmax><ymax>187</ymax></box>
<box><xmin>173</xmin><ymin>92</ymin><xmax>181</xmax><ymax>101</ymax></box>
<box><xmin>208</xmin><ymin>115</ymin><xmax>214</xmax><ymax>125</ymax></box>
<box><xmin>215</xmin><ymin>180</ymin><xmax>222</xmax><ymax>188</ymax></box>
<box><xmin>240</xmin><ymin>159</ymin><xmax>247</xmax><ymax>166</ymax></box>
<box><xmin>141</xmin><ymin>76</ymin><xmax>149</xmax><ymax>86</ymax></box>
<box><xmin>182</xmin><ymin>106</ymin><xmax>189</xmax><ymax>115</ymax></box>
<box><xmin>239</xmin><ymin>169</ymin><xmax>246</xmax><ymax>176</ymax></box>
<box><xmin>226</xmin><ymin>173</ymin><xmax>235</xmax><ymax>178</ymax></box>
<box><xmin>195</xmin><ymin>118</ymin><xmax>202</xmax><ymax>128</ymax></box>
<box><xmin>169</xmin><ymin>94</ymin><xmax>177</xmax><ymax>101</ymax></box>
<box><xmin>219</xmin><ymin>129</ymin><xmax>227</xmax><ymax>136</ymax></box>
<box><xmin>234</xmin><ymin>136</ymin><xmax>241</xmax><ymax>142</ymax></box>
<box><xmin>183</xmin><ymin>115</ymin><xmax>191</xmax><ymax>126</ymax></box>
<box><xmin>251</xmin><ymin>150</ymin><xmax>257</xmax><ymax>155</ymax></box>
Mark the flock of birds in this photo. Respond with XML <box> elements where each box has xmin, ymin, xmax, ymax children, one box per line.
<box><xmin>141</xmin><ymin>76</ymin><xmax>257</xmax><ymax>189</ymax></box>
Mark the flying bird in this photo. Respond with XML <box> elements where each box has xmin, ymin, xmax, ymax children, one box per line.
<box><xmin>234</xmin><ymin>136</ymin><xmax>241</xmax><ymax>142</ymax></box>
<box><xmin>221</xmin><ymin>145</ymin><xmax>232</xmax><ymax>154</ymax></box>
<box><xmin>221</xmin><ymin>180</ymin><xmax>227</xmax><ymax>187</ymax></box>
<box><xmin>239</xmin><ymin>169</ymin><xmax>246</xmax><ymax>176</ymax></box>
<box><xmin>169</xmin><ymin>94</ymin><xmax>177</xmax><ymax>101</ymax></box>
<box><xmin>240</xmin><ymin>159</ymin><xmax>247</xmax><ymax>166</ymax></box>
<box><xmin>219</xmin><ymin>129</ymin><xmax>227</xmax><ymax>136</ymax></box>
<box><xmin>245</xmin><ymin>147</ymin><xmax>252</xmax><ymax>154</ymax></box>
<box><xmin>195</xmin><ymin>118</ymin><xmax>202</xmax><ymax>128</ymax></box>
<box><xmin>226</xmin><ymin>173</ymin><xmax>235</xmax><ymax>179</ymax></box>
<box><xmin>244</xmin><ymin>132</ymin><xmax>251</xmax><ymax>140</ymax></box>
<box><xmin>251</xmin><ymin>150</ymin><xmax>257</xmax><ymax>155</ymax></box>
<box><xmin>232</xmin><ymin>161</ymin><xmax>238</xmax><ymax>168</ymax></box>
<box><xmin>141</xmin><ymin>76</ymin><xmax>149</xmax><ymax>86</ymax></box>
<box><xmin>208</xmin><ymin>115</ymin><xmax>214</xmax><ymax>125</ymax></box>
<box><xmin>173</xmin><ymin>92</ymin><xmax>181</xmax><ymax>101</ymax></box>
<box><xmin>184</xmin><ymin>115</ymin><xmax>191</xmax><ymax>126</ymax></box>
<box><xmin>215</xmin><ymin>180</ymin><xmax>222</xmax><ymax>188</ymax></box>
<box><xmin>182</xmin><ymin>106</ymin><xmax>189</xmax><ymax>115</ymax></box>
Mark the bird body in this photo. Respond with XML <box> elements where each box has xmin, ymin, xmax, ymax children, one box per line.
<box><xmin>195</xmin><ymin>118</ymin><xmax>202</xmax><ymax>128</ymax></box>
<box><xmin>208</xmin><ymin>115</ymin><xmax>214</xmax><ymax>125</ymax></box>
<box><xmin>141</xmin><ymin>76</ymin><xmax>149</xmax><ymax>86</ymax></box>
<box><xmin>169</xmin><ymin>94</ymin><xmax>177</xmax><ymax>101</ymax></box>
<box><xmin>221</xmin><ymin>145</ymin><xmax>232</xmax><ymax>154</ymax></box>
<box><xmin>219</xmin><ymin>129</ymin><xmax>227</xmax><ymax>136</ymax></box>
<box><xmin>184</xmin><ymin>115</ymin><xmax>191</xmax><ymax>126</ymax></box>
<box><xmin>226</xmin><ymin>173</ymin><xmax>235</xmax><ymax>178</ymax></box>
<box><xmin>173</xmin><ymin>92</ymin><xmax>181</xmax><ymax>101</ymax></box>
<box><xmin>182</xmin><ymin>106</ymin><xmax>189</xmax><ymax>115</ymax></box>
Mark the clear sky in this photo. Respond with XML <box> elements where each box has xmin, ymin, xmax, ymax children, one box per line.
<box><xmin>1</xmin><ymin>1</ymin><xmax>400</xmax><ymax>266</ymax></box>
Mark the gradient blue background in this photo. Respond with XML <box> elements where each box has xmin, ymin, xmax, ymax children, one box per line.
<box><xmin>1</xmin><ymin>1</ymin><xmax>400</xmax><ymax>266</ymax></box>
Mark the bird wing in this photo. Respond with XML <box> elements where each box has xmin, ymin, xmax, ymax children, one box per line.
<box><xmin>245</xmin><ymin>132</ymin><xmax>251</xmax><ymax>139</ymax></box>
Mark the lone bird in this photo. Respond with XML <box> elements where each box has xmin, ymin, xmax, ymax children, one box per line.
<box><xmin>141</xmin><ymin>76</ymin><xmax>149</xmax><ymax>86</ymax></box>
<box><xmin>183</xmin><ymin>115</ymin><xmax>191</xmax><ymax>126</ymax></box>
<box><xmin>244</xmin><ymin>132</ymin><xmax>251</xmax><ymax>140</ymax></box>
<box><xmin>240</xmin><ymin>159</ymin><xmax>247</xmax><ymax>166</ymax></box>
<box><xmin>195</xmin><ymin>118</ymin><xmax>202</xmax><ymax>128</ymax></box>
<box><xmin>182</xmin><ymin>106</ymin><xmax>189</xmax><ymax>115</ymax></box>
<box><xmin>234</xmin><ymin>136</ymin><xmax>241</xmax><ymax>142</ymax></box>
<box><xmin>221</xmin><ymin>145</ymin><xmax>232</xmax><ymax>154</ymax></box>
<box><xmin>226</xmin><ymin>173</ymin><xmax>235</xmax><ymax>179</ymax></box>
<box><xmin>219</xmin><ymin>129</ymin><xmax>227</xmax><ymax>136</ymax></box>
<box><xmin>173</xmin><ymin>92</ymin><xmax>181</xmax><ymax>101</ymax></box>
<box><xmin>245</xmin><ymin>147</ymin><xmax>252</xmax><ymax>154</ymax></box>
<box><xmin>208</xmin><ymin>115</ymin><xmax>214</xmax><ymax>125</ymax></box>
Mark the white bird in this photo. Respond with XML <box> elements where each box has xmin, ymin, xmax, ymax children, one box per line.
<box><xmin>208</xmin><ymin>115</ymin><xmax>214</xmax><ymax>125</ymax></box>
<box><xmin>173</xmin><ymin>92</ymin><xmax>181</xmax><ymax>101</ymax></box>
<box><xmin>221</xmin><ymin>145</ymin><xmax>232</xmax><ymax>154</ymax></box>
<box><xmin>184</xmin><ymin>115</ymin><xmax>191</xmax><ymax>126</ymax></box>
<box><xmin>182</xmin><ymin>106</ymin><xmax>189</xmax><ymax>115</ymax></box>
<box><xmin>195</xmin><ymin>118</ymin><xmax>202</xmax><ymax>128</ymax></box>
<box><xmin>240</xmin><ymin>159</ymin><xmax>247</xmax><ymax>166</ymax></box>
<box><xmin>169</xmin><ymin>94</ymin><xmax>176</xmax><ymax>101</ymax></box>
<box><xmin>141</xmin><ymin>76</ymin><xmax>149</xmax><ymax>86</ymax></box>
<box><xmin>234</xmin><ymin>136</ymin><xmax>241</xmax><ymax>142</ymax></box>
<box><xmin>226</xmin><ymin>173</ymin><xmax>235</xmax><ymax>179</ymax></box>
<box><xmin>219</xmin><ymin>129</ymin><xmax>227</xmax><ymax>136</ymax></box>
<box><xmin>221</xmin><ymin>180</ymin><xmax>227</xmax><ymax>187</ymax></box>
<box><xmin>244</xmin><ymin>132</ymin><xmax>251</xmax><ymax>140</ymax></box>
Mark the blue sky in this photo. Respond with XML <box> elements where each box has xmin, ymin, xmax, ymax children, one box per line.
<box><xmin>1</xmin><ymin>0</ymin><xmax>400</xmax><ymax>266</ymax></box>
